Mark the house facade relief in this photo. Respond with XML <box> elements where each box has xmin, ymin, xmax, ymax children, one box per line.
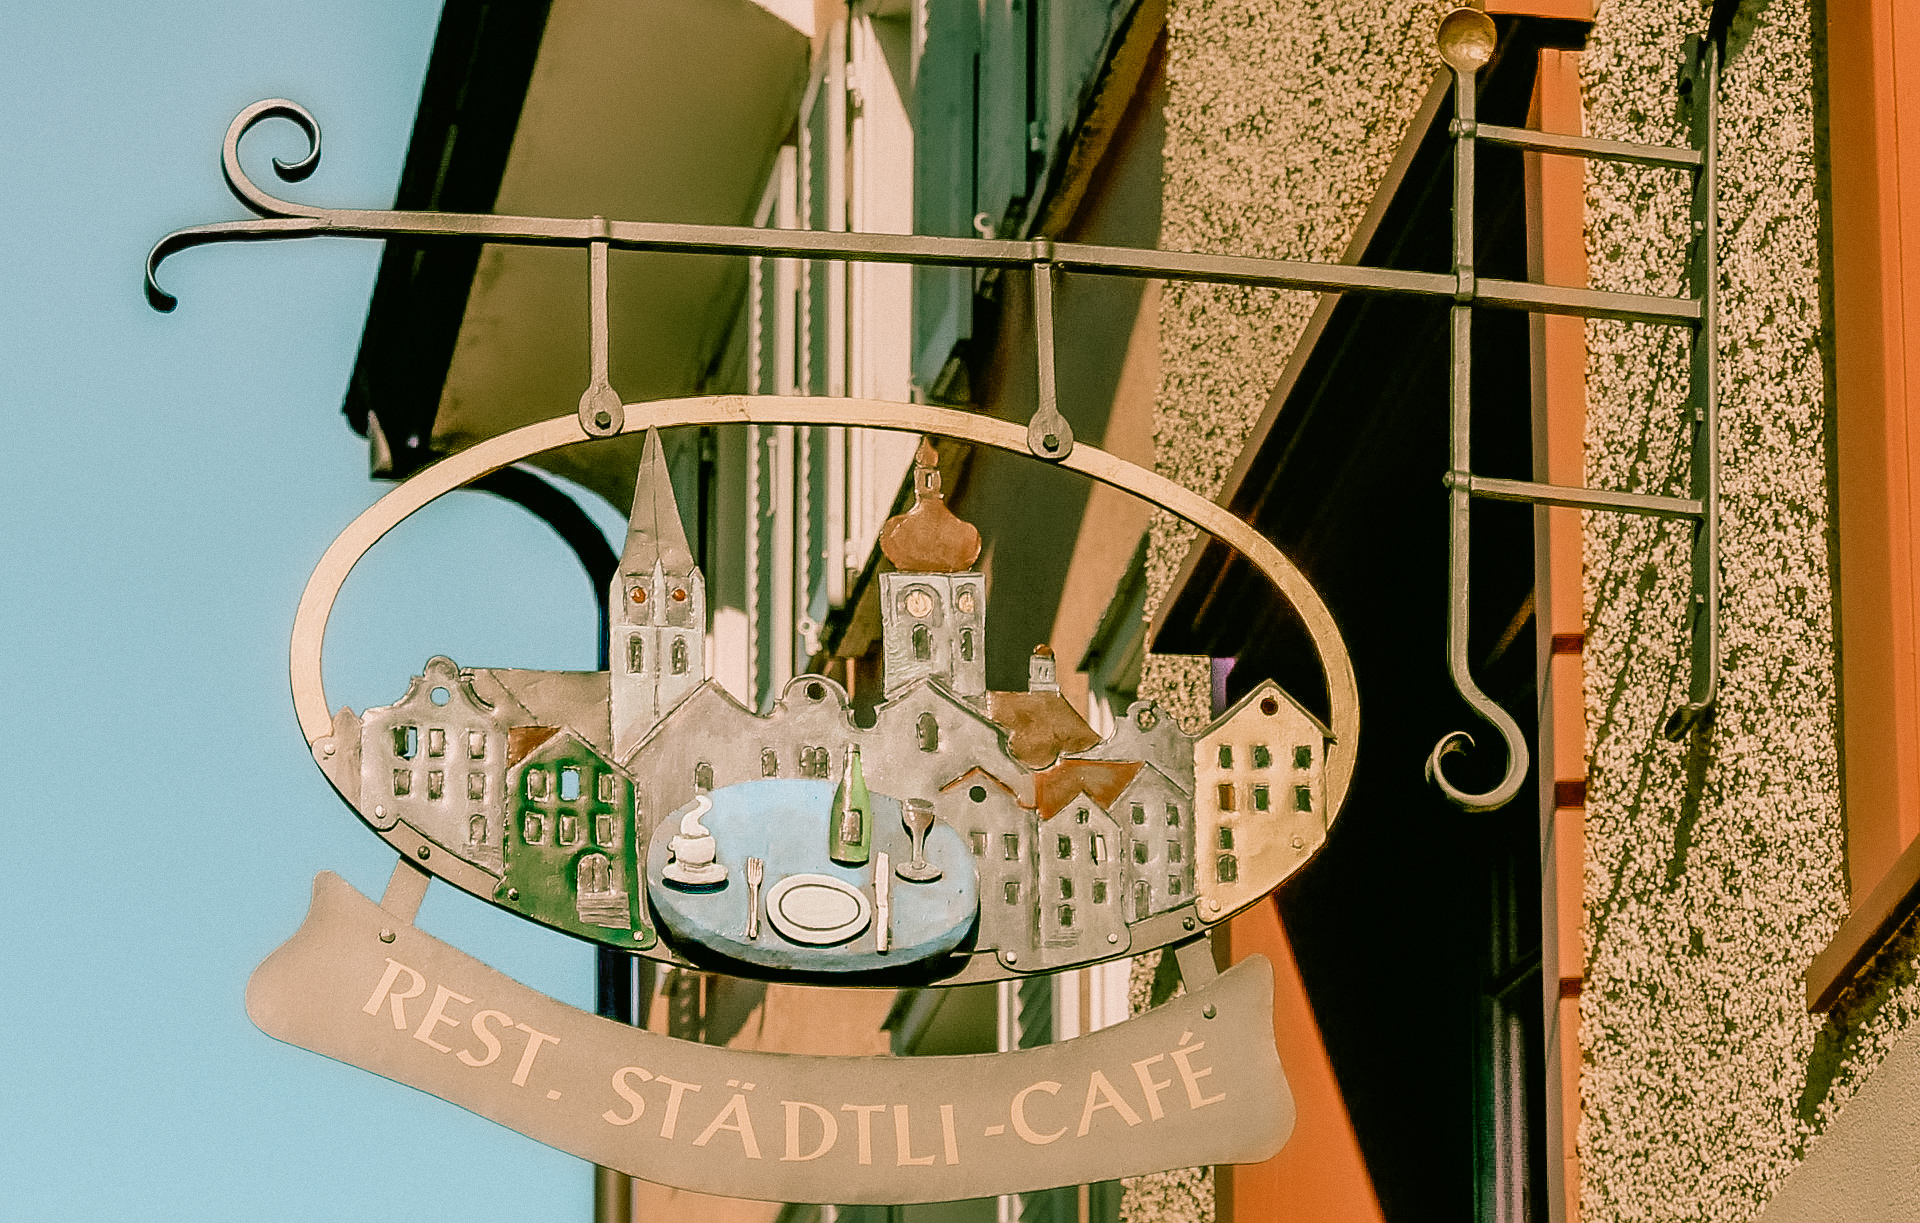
<box><xmin>315</xmin><ymin>430</ymin><xmax>1333</xmax><ymax>976</ymax></box>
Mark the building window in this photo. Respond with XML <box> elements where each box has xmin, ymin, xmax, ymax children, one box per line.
<box><xmin>393</xmin><ymin>725</ymin><xmax>418</xmax><ymax>760</ymax></box>
<box><xmin>468</xmin><ymin>731</ymin><xmax>486</xmax><ymax>759</ymax></box>
<box><xmin>628</xmin><ymin>636</ymin><xmax>645</xmax><ymax>674</ymax></box>
<box><xmin>1135</xmin><ymin>880</ymin><xmax>1151</xmax><ymax>918</ymax></box>
<box><xmin>525</xmin><ymin>770</ymin><xmax>548</xmax><ymax>801</ymax></box>
<box><xmin>1131</xmin><ymin>803</ymin><xmax>1146</xmax><ymax>825</ymax></box>
<box><xmin>1058</xmin><ymin>905</ymin><xmax>1075</xmax><ymax>928</ymax></box>
<box><xmin>1252</xmin><ymin>744</ymin><xmax>1271</xmax><ymax>769</ymax></box>
<box><xmin>595</xmin><ymin>814</ymin><xmax>615</xmax><ymax>846</ymax></box>
<box><xmin>1216</xmin><ymin>783</ymin><xmax>1236</xmax><ymax>811</ymax></box>
<box><xmin>912</xmin><ymin>623</ymin><xmax>932</xmax><ymax>661</ymax></box>
<box><xmin>1217</xmin><ymin>854</ymin><xmax>1238</xmax><ymax>883</ymax></box>
<box><xmin>969</xmin><ymin>784</ymin><xmax>988</xmax><ymax>803</ymax></box>
<box><xmin>468</xmin><ymin>814</ymin><xmax>486</xmax><ymax>845</ymax></box>
<box><xmin>523</xmin><ymin>813</ymin><xmax>545</xmax><ymax>844</ymax></box>
<box><xmin>1134</xmin><ymin>841</ymin><xmax>1149</xmax><ymax>865</ymax></box>
<box><xmin>1092</xmin><ymin>879</ymin><xmax>1107</xmax><ymax>905</ymax></box>
<box><xmin>1252</xmin><ymin>784</ymin><xmax>1270</xmax><ymax>811</ymax></box>
<box><xmin>960</xmin><ymin>628</ymin><xmax>974</xmax><ymax>662</ymax></box>
<box><xmin>427</xmin><ymin>728</ymin><xmax>447</xmax><ymax>758</ymax></box>
<box><xmin>801</xmin><ymin>746</ymin><xmax>829</xmax><ymax>778</ymax></box>
<box><xmin>1294</xmin><ymin>744</ymin><xmax>1313</xmax><ymax>769</ymax></box>
<box><xmin>761</xmin><ymin>748</ymin><xmax>779</xmax><ymax>777</ymax></box>
<box><xmin>1060</xmin><ymin>878</ymin><xmax>1074</xmax><ymax>900</ymax></box>
<box><xmin>1169</xmin><ymin>841</ymin><xmax>1183</xmax><ymax>863</ymax></box>
<box><xmin>467</xmin><ymin>772</ymin><xmax>486</xmax><ymax>801</ymax></box>
<box><xmin>694</xmin><ymin>762</ymin><xmax>713</xmax><ymax>791</ymax></box>
<box><xmin>970</xmin><ymin>831</ymin><xmax>987</xmax><ymax>855</ymax></box>
<box><xmin>1295</xmin><ymin>785</ymin><xmax>1313</xmax><ymax>812</ymax></box>
<box><xmin>1003</xmin><ymin>833</ymin><xmax>1020</xmax><ymax>861</ymax></box>
<box><xmin>392</xmin><ymin>769</ymin><xmax>412</xmax><ymax>798</ymax></box>
<box><xmin>670</xmin><ymin>637</ymin><xmax>688</xmax><ymax>675</ymax></box>
<box><xmin>1217</xmin><ymin>744</ymin><xmax>1233</xmax><ymax>768</ymax></box>
<box><xmin>1219</xmin><ymin>827</ymin><xmax>1235</xmax><ymax>851</ymax></box>
<box><xmin>597</xmin><ymin>773</ymin><xmax>617</xmax><ymax>803</ymax></box>
<box><xmin>1057</xmin><ymin>834</ymin><xmax>1072</xmax><ymax>860</ymax></box>
<box><xmin>916</xmin><ymin>712</ymin><xmax>939</xmax><ymax>752</ymax></box>
<box><xmin>1166</xmin><ymin>803</ymin><xmax>1180</xmax><ymax>826</ymax></box>
<box><xmin>427</xmin><ymin>770</ymin><xmax>444</xmax><ymax>801</ymax></box>
<box><xmin>1004</xmin><ymin>880</ymin><xmax>1020</xmax><ymax>905</ymax></box>
<box><xmin>1169</xmin><ymin>875</ymin><xmax>1182</xmax><ymax>896</ymax></box>
<box><xmin>559</xmin><ymin>768</ymin><xmax>581</xmax><ymax>802</ymax></box>
<box><xmin>558</xmin><ymin>815</ymin><xmax>579</xmax><ymax>845</ymax></box>
<box><xmin>1092</xmin><ymin>834</ymin><xmax>1108</xmax><ymax>864</ymax></box>
<box><xmin>1075</xmin><ymin>808</ymin><xmax>1089</xmax><ymax>825</ymax></box>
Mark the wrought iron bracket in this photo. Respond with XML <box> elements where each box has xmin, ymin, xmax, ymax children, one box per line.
<box><xmin>1425</xmin><ymin>12</ymin><xmax>1721</xmax><ymax>811</ymax></box>
<box><xmin>147</xmin><ymin>16</ymin><xmax>1722</xmax><ymax>813</ymax></box>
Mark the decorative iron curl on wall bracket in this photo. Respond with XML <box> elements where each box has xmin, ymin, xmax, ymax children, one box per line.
<box><xmin>146</xmin><ymin>10</ymin><xmax>1722</xmax><ymax>813</ymax></box>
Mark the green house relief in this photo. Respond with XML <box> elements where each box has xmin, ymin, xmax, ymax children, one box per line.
<box><xmin>496</xmin><ymin>726</ymin><xmax>652</xmax><ymax>948</ymax></box>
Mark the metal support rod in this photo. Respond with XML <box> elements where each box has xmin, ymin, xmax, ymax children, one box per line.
<box><xmin>1664</xmin><ymin>38</ymin><xmax>1722</xmax><ymax>740</ymax></box>
<box><xmin>1451</xmin><ymin>473</ymin><xmax>1703</xmax><ymax>521</ymax></box>
<box><xmin>145</xmin><ymin>100</ymin><xmax>1702</xmax><ymax>328</ymax></box>
<box><xmin>579</xmin><ymin>226</ymin><xmax>624</xmax><ymax>437</ymax></box>
<box><xmin>1428</xmin><ymin>20</ymin><xmax>1532</xmax><ymax>814</ymax></box>
<box><xmin>1028</xmin><ymin>253</ymin><xmax>1073</xmax><ymax>460</ymax></box>
<box><xmin>1470</xmin><ymin>121</ymin><xmax>1702</xmax><ymax>169</ymax></box>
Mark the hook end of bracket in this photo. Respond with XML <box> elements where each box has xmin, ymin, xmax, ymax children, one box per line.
<box><xmin>1661</xmin><ymin>700</ymin><xmax>1715</xmax><ymax>742</ymax></box>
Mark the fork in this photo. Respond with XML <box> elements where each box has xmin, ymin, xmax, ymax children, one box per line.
<box><xmin>744</xmin><ymin>856</ymin><xmax>765</xmax><ymax>940</ymax></box>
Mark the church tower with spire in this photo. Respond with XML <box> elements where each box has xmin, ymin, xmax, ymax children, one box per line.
<box><xmin>611</xmin><ymin>430</ymin><xmax>706</xmax><ymax>762</ymax></box>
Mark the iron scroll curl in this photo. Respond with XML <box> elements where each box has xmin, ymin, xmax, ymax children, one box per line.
<box><xmin>289</xmin><ymin>397</ymin><xmax>1361</xmax><ymax>982</ymax></box>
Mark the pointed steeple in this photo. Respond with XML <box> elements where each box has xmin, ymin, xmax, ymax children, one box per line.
<box><xmin>621</xmin><ymin>429</ymin><xmax>696</xmax><ymax>577</ymax></box>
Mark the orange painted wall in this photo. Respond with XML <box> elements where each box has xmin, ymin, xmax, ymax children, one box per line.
<box><xmin>1220</xmin><ymin>901</ymin><xmax>1385</xmax><ymax>1223</ymax></box>
<box><xmin>1828</xmin><ymin>0</ymin><xmax>1920</xmax><ymax>898</ymax></box>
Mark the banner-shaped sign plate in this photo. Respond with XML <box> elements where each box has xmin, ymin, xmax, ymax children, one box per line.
<box><xmin>249</xmin><ymin>873</ymin><xmax>1295</xmax><ymax>1203</ymax></box>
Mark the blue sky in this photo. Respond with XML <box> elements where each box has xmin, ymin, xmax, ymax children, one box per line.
<box><xmin>0</xmin><ymin>4</ymin><xmax>621</xmax><ymax>1217</ymax></box>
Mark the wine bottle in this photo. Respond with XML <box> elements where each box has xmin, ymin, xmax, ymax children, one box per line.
<box><xmin>829</xmin><ymin>746</ymin><xmax>873</xmax><ymax>866</ymax></box>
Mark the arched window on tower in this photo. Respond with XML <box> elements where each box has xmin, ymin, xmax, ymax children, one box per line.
<box><xmin>671</xmin><ymin>637</ymin><xmax>688</xmax><ymax>675</ymax></box>
<box><xmin>916</xmin><ymin>713</ymin><xmax>939</xmax><ymax>752</ymax></box>
<box><xmin>960</xmin><ymin>629</ymin><xmax>974</xmax><ymax>662</ymax></box>
<box><xmin>912</xmin><ymin>624</ymin><xmax>932</xmax><ymax>661</ymax></box>
<box><xmin>628</xmin><ymin>636</ymin><xmax>644</xmax><ymax>674</ymax></box>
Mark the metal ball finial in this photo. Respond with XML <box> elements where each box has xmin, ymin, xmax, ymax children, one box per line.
<box><xmin>1436</xmin><ymin>7</ymin><xmax>1497</xmax><ymax>74</ymax></box>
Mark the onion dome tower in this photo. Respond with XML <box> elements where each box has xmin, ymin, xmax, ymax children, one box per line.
<box><xmin>877</xmin><ymin>439</ymin><xmax>985</xmax><ymax>700</ymax></box>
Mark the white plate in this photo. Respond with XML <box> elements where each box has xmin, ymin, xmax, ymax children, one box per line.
<box><xmin>764</xmin><ymin>873</ymin><xmax>872</xmax><ymax>946</ymax></box>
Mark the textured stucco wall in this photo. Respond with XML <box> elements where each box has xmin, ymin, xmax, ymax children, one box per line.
<box><xmin>1574</xmin><ymin>0</ymin><xmax>1920</xmax><ymax>1219</ymax></box>
<box><xmin>1132</xmin><ymin>2</ymin><xmax>1445</xmax><ymax>1221</ymax></box>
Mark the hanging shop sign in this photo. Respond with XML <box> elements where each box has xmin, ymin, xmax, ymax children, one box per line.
<box><xmin>149</xmin><ymin>11</ymin><xmax>1722</xmax><ymax>1203</ymax></box>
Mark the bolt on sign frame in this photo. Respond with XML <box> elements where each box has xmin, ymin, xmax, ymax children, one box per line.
<box><xmin>142</xmin><ymin>9</ymin><xmax>1721</xmax><ymax>1203</ymax></box>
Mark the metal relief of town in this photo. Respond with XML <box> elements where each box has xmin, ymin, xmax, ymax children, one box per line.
<box><xmin>148</xmin><ymin>10</ymin><xmax>1721</xmax><ymax>1205</ymax></box>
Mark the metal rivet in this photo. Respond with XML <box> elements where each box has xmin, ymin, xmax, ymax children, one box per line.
<box><xmin>633</xmin><ymin>931</ymin><xmax>647</xmax><ymax>942</ymax></box>
<box><xmin>1291</xmin><ymin>835</ymin><xmax>1305</xmax><ymax>850</ymax></box>
<box><xmin>1202</xmin><ymin>1005</ymin><xmax>1217</xmax><ymax>1020</ymax></box>
<box><xmin>1007</xmin><ymin>952</ymin><xmax>1019</xmax><ymax>963</ymax></box>
<box><xmin>1207</xmin><ymin>899</ymin><xmax>1220</xmax><ymax>911</ymax></box>
<box><xmin>417</xmin><ymin>845</ymin><xmax>431</xmax><ymax>860</ymax></box>
<box><xmin>507</xmin><ymin>888</ymin><xmax>519</xmax><ymax>901</ymax></box>
<box><xmin>379</xmin><ymin>928</ymin><xmax>395</xmax><ymax>944</ymax></box>
<box><xmin>321</xmin><ymin>743</ymin><xmax>335</xmax><ymax>757</ymax></box>
<box><xmin>1108</xmin><ymin>933</ymin><xmax>1119</xmax><ymax>944</ymax></box>
<box><xmin>1182</xmin><ymin>917</ymin><xmax>1195</xmax><ymax>931</ymax></box>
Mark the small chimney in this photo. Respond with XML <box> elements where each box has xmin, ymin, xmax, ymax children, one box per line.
<box><xmin>1028</xmin><ymin>644</ymin><xmax>1059</xmax><ymax>693</ymax></box>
